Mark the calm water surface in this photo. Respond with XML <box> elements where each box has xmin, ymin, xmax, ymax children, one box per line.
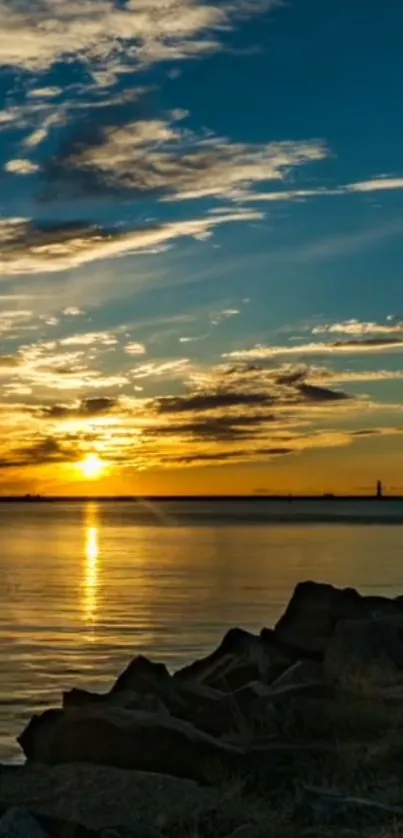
<box><xmin>1</xmin><ymin>499</ymin><xmax>403</xmax><ymax>759</ymax></box>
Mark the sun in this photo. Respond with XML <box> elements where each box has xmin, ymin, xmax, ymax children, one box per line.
<box><xmin>80</xmin><ymin>454</ymin><xmax>105</xmax><ymax>480</ymax></box>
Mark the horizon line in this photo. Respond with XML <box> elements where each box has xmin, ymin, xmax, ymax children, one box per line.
<box><xmin>0</xmin><ymin>493</ymin><xmax>402</xmax><ymax>502</ymax></box>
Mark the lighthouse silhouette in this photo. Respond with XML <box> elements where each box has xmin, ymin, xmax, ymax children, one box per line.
<box><xmin>376</xmin><ymin>480</ymin><xmax>383</xmax><ymax>498</ymax></box>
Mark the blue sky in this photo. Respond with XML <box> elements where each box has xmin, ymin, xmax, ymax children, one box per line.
<box><xmin>0</xmin><ymin>0</ymin><xmax>403</xmax><ymax>494</ymax></box>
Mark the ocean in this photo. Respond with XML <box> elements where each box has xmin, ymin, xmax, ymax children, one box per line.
<box><xmin>1</xmin><ymin>498</ymin><xmax>403</xmax><ymax>760</ymax></box>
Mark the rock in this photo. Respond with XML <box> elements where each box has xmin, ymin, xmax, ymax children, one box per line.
<box><xmin>268</xmin><ymin>660</ymin><xmax>324</xmax><ymax>690</ymax></box>
<box><xmin>0</xmin><ymin>810</ymin><xmax>49</xmax><ymax>838</ymax></box>
<box><xmin>63</xmin><ymin>656</ymin><xmax>192</xmax><ymax>720</ymax></box>
<box><xmin>174</xmin><ymin>628</ymin><xmax>292</xmax><ymax>691</ymax></box>
<box><xmin>274</xmin><ymin>581</ymin><xmax>401</xmax><ymax>656</ymax></box>
<box><xmin>110</xmin><ymin>656</ymin><xmax>171</xmax><ymax>695</ymax></box>
<box><xmin>64</xmin><ymin>674</ymin><xmax>244</xmax><ymax>739</ymax></box>
<box><xmin>63</xmin><ymin>689</ymin><xmax>168</xmax><ymax>717</ymax></box>
<box><xmin>297</xmin><ymin>785</ymin><xmax>403</xmax><ymax>824</ymax></box>
<box><xmin>17</xmin><ymin>705</ymin><xmax>242</xmax><ymax>782</ymax></box>
<box><xmin>228</xmin><ymin>678</ymin><xmax>335</xmax><ymax>734</ymax></box>
<box><xmin>239</xmin><ymin>741</ymin><xmax>340</xmax><ymax>797</ymax></box>
<box><xmin>174</xmin><ymin>688</ymin><xmax>245</xmax><ymax>738</ymax></box>
<box><xmin>0</xmin><ymin>764</ymin><xmax>214</xmax><ymax>834</ymax></box>
<box><xmin>324</xmin><ymin>618</ymin><xmax>403</xmax><ymax>686</ymax></box>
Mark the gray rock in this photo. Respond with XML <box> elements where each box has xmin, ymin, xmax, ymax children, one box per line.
<box><xmin>174</xmin><ymin>627</ymin><xmax>292</xmax><ymax>691</ymax></box>
<box><xmin>230</xmin><ymin>678</ymin><xmax>334</xmax><ymax>731</ymax></box>
<box><xmin>110</xmin><ymin>656</ymin><xmax>172</xmax><ymax>696</ymax></box>
<box><xmin>63</xmin><ymin>681</ymin><xmax>236</xmax><ymax>739</ymax></box>
<box><xmin>63</xmin><ymin>656</ymin><xmax>180</xmax><ymax>714</ymax></box>
<box><xmin>324</xmin><ymin>617</ymin><xmax>403</xmax><ymax>686</ymax></box>
<box><xmin>268</xmin><ymin>660</ymin><xmax>324</xmax><ymax>690</ymax></box>
<box><xmin>0</xmin><ymin>763</ymin><xmax>253</xmax><ymax>837</ymax></box>
<box><xmin>0</xmin><ymin>809</ymin><xmax>49</xmax><ymax>838</ymax></box>
<box><xmin>274</xmin><ymin>581</ymin><xmax>402</xmax><ymax>656</ymax></box>
<box><xmin>17</xmin><ymin>705</ymin><xmax>242</xmax><ymax>782</ymax></box>
<box><xmin>63</xmin><ymin>689</ymin><xmax>169</xmax><ymax>717</ymax></box>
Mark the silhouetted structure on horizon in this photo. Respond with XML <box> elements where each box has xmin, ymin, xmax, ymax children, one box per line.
<box><xmin>376</xmin><ymin>480</ymin><xmax>383</xmax><ymax>499</ymax></box>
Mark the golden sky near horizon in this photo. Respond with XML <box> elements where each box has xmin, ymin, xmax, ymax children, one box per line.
<box><xmin>1</xmin><ymin>0</ymin><xmax>403</xmax><ymax>495</ymax></box>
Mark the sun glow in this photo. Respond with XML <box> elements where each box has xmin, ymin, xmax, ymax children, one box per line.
<box><xmin>80</xmin><ymin>453</ymin><xmax>105</xmax><ymax>479</ymax></box>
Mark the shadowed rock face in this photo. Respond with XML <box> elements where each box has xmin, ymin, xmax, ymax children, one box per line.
<box><xmin>173</xmin><ymin>627</ymin><xmax>293</xmax><ymax>690</ymax></box>
<box><xmin>110</xmin><ymin>656</ymin><xmax>171</xmax><ymax>695</ymax></box>
<box><xmin>324</xmin><ymin>618</ymin><xmax>403</xmax><ymax>686</ymax></box>
<box><xmin>274</xmin><ymin>580</ymin><xmax>403</xmax><ymax>655</ymax></box>
<box><xmin>63</xmin><ymin>674</ymin><xmax>242</xmax><ymax>738</ymax></box>
<box><xmin>0</xmin><ymin>764</ymin><xmax>215</xmax><ymax>833</ymax></box>
<box><xmin>18</xmin><ymin>706</ymin><xmax>241</xmax><ymax>783</ymax></box>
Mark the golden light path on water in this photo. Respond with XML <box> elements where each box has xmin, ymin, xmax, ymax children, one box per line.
<box><xmin>83</xmin><ymin>503</ymin><xmax>100</xmax><ymax>631</ymax></box>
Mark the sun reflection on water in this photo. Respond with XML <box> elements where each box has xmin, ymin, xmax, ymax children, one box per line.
<box><xmin>83</xmin><ymin>503</ymin><xmax>100</xmax><ymax>631</ymax></box>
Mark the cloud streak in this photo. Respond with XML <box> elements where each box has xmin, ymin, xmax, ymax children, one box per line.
<box><xmin>312</xmin><ymin>318</ymin><xmax>403</xmax><ymax>336</ymax></box>
<box><xmin>0</xmin><ymin>211</ymin><xmax>262</xmax><ymax>276</ymax></box>
<box><xmin>223</xmin><ymin>338</ymin><xmax>403</xmax><ymax>360</ymax></box>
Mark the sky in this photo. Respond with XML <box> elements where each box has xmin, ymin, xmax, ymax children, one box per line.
<box><xmin>0</xmin><ymin>0</ymin><xmax>403</xmax><ymax>496</ymax></box>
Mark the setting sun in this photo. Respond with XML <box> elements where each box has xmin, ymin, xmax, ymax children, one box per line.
<box><xmin>80</xmin><ymin>454</ymin><xmax>105</xmax><ymax>480</ymax></box>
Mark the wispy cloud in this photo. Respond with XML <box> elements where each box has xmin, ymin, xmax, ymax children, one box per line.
<box><xmin>223</xmin><ymin>338</ymin><xmax>403</xmax><ymax>360</ymax></box>
<box><xmin>4</xmin><ymin>158</ymin><xmax>39</xmax><ymax>175</ymax></box>
<box><xmin>347</xmin><ymin>177</ymin><xmax>403</xmax><ymax>193</ymax></box>
<box><xmin>0</xmin><ymin>211</ymin><xmax>262</xmax><ymax>276</ymax></box>
<box><xmin>312</xmin><ymin>318</ymin><xmax>403</xmax><ymax>336</ymax></box>
<box><xmin>125</xmin><ymin>342</ymin><xmax>147</xmax><ymax>356</ymax></box>
<box><xmin>243</xmin><ymin>177</ymin><xmax>403</xmax><ymax>203</ymax></box>
<box><xmin>54</xmin><ymin>113</ymin><xmax>326</xmax><ymax>201</ymax></box>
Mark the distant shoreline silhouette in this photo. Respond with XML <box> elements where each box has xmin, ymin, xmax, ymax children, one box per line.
<box><xmin>0</xmin><ymin>494</ymin><xmax>402</xmax><ymax>503</ymax></box>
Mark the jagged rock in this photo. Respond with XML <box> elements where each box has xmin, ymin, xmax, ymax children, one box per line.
<box><xmin>0</xmin><ymin>764</ymin><xmax>214</xmax><ymax>833</ymax></box>
<box><xmin>63</xmin><ymin>680</ymin><xmax>238</xmax><ymax>739</ymax></box>
<box><xmin>63</xmin><ymin>657</ymin><xmax>180</xmax><ymax>710</ymax></box>
<box><xmin>228</xmin><ymin>678</ymin><xmax>335</xmax><ymax>734</ymax></box>
<box><xmin>0</xmin><ymin>809</ymin><xmax>49</xmax><ymax>838</ymax></box>
<box><xmin>110</xmin><ymin>656</ymin><xmax>171</xmax><ymax>695</ymax></box>
<box><xmin>324</xmin><ymin>617</ymin><xmax>403</xmax><ymax>686</ymax></box>
<box><xmin>173</xmin><ymin>688</ymin><xmax>245</xmax><ymax>738</ymax></box>
<box><xmin>63</xmin><ymin>689</ymin><xmax>169</xmax><ymax>717</ymax></box>
<box><xmin>17</xmin><ymin>705</ymin><xmax>242</xmax><ymax>782</ymax></box>
<box><xmin>268</xmin><ymin>660</ymin><xmax>324</xmax><ymax>690</ymax></box>
<box><xmin>174</xmin><ymin>627</ymin><xmax>292</xmax><ymax>691</ymax></box>
<box><xmin>274</xmin><ymin>581</ymin><xmax>402</xmax><ymax>656</ymax></box>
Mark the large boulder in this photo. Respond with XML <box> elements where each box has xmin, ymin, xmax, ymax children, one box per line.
<box><xmin>63</xmin><ymin>657</ymin><xmax>178</xmax><ymax>709</ymax></box>
<box><xmin>17</xmin><ymin>706</ymin><xmax>242</xmax><ymax>783</ymax></box>
<box><xmin>274</xmin><ymin>581</ymin><xmax>402</xmax><ymax>656</ymax></box>
<box><xmin>63</xmin><ymin>679</ymin><xmax>240</xmax><ymax>739</ymax></box>
<box><xmin>324</xmin><ymin>617</ymin><xmax>403</xmax><ymax>687</ymax></box>
<box><xmin>174</xmin><ymin>628</ymin><xmax>292</xmax><ymax>691</ymax></box>
<box><xmin>0</xmin><ymin>764</ymin><xmax>214</xmax><ymax>834</ymax></box>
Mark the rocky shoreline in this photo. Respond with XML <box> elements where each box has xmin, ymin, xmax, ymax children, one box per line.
<box><xmin>3</xmin><ymin>580</ymin><xmax>403</xmax><ymax>838</ymax></box>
